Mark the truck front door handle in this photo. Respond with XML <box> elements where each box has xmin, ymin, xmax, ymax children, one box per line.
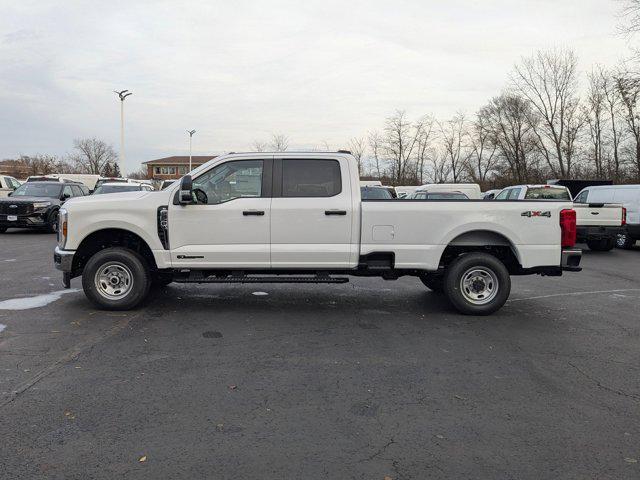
<box><xmin>243</xmin><ymin>210</ymin><xmax>265</xmax><ymax>216</ymax></box>
<box><xmin>325</xmin><ymin>210</ymin><xmax>347</xmax><ymax>216</ymax></box>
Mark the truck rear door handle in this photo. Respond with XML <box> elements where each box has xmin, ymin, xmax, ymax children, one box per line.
<box><xmin>325</xmin><ymin>210</ymin><xmax>347</xmax><ymax>216</ymax></box>
<box><xmin>243</xmin><ymin>210</ymin><xmax>265</xmax><ymax>216</ymax></box>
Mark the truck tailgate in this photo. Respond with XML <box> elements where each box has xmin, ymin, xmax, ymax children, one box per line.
<box><xmin>573</xmin><ymin>203</ymin><xmax>623</xmax><ymax>227</ymax></box>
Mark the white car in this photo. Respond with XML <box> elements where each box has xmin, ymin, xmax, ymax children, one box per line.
<box><xmin>495</xmin><ymin>184</ymin><xmax>625</xmax><ymax>251</ymax></box>
<box><xmin>54</xmin><ymin>152</ymin><xmax>582</xmax><ymax>315</ymax></box>
<box><xmin>0</xmin><ymin>175</ymin><xmax>21</xmax><ymax>197</ymax></box>
<box><xmin>92</xmin><ymin>182</ymin><xmax>154</xmax><ymax>194</ymax></box>
<box><xmin>574</xmin><ymin>185</ymin><xmax>640</xmax><ymax>249</ymax></box>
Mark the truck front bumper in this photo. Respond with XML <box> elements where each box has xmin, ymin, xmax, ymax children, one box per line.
<box><xmin>561</xmin><ymin>248</ymin><xmax>582</xmax><ymax>272</ymax></box>
<box><xmin>54</xmin><ymin>246</ymin><xmax>75</xmax><ymax>288</ymax></box>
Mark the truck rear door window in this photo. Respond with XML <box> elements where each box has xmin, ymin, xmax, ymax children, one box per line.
<box><xmin>282</xmin><ymin>160</ymin><xmax>341</xmax><ymax>197</ymax></box>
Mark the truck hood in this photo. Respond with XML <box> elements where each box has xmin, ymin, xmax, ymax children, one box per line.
<box><xmin>67</xmin><ymin>191</ymin><xmax>149</xmax><ymax>205</ymax></box>
<box><xmin>0</xmin><ymin>196</ymin><xmax>61</xmax><ymax>205</ymax></box>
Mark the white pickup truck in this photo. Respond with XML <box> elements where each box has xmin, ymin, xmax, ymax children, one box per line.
<box><xmin>54</xmin><ymin>152</ymin><xmax>582</xmax><ymax>315</ymax></box>
<box><xmin>494</xmin><ymin>184</ymin><xmax>624</xmax><ymax>251</ymax></box>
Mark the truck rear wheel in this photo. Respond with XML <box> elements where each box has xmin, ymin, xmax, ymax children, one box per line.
<box><xmin>586</xmin><ymin>238</ymin><xmax>615</xmax><ymax>251</ymax></box>
<box><xmin>82</xmin><ymin>247</ymin><xmax>151</xmax><ymax>310</ymax></box>
<box><xmin>443</xmin><ymin>253</ymin><xmax>510</xmax><ymax>315</ymax></box>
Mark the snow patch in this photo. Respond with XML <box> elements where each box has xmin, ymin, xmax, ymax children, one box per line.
<box><xmin>252</xmin><ymin>291</ymin><xmax>269</xmax><ymax>296</ymax></box>
<box><xmin>0</xmin><ymin>289</ymin><xmax>80</xmax><ymax>310</ymax></box>
<box><xmin>0</xmin><ymin>324</ymin><xmax>6</xmax><ymax>333</ymax></box>
<box><xmin>4</xmin><ymin>259</ymin><xmax>16</xmax><ymax>262</ymax></box>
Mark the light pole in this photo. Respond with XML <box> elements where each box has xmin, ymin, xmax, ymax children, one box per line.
<box><xmin>114</xmin><ymin>89</ymin><xmax>133</xmax><ymax>171</ymax></box>
<box><xmin>187</xmin><ymin>129</ymin><xmax>196</xmax><ymax>171</ymax></box>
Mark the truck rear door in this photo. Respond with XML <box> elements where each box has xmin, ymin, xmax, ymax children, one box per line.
<box><xmin>270</xmin><ymin>157</ymin><xmax>357</xmax><ymax>268</ymax></box>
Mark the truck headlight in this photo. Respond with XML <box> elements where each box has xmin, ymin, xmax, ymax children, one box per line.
<box><xmin>33</xmin><ymin>201</ymin><xmax>51</xmax><ymax>210</ymax></box>
<box><xmin>58</xmin><ymin>208</ymin><xmax>68</xmax><ymax>247</ymax></box>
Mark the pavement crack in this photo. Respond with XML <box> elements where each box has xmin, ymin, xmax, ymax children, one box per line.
<box><xmin>0</xmin><ymin>314</ymin><xmax>138</xmax><ymax>409</ymax></box>
<box><xmin>568</xmin><ymin>361</ymin><xmax>640</xmax><ymax>403</ymax></box>
<box><xmin>361</xmin><ymin>437</ymin><xmax>396</xmax><ymax>462</ymax></box>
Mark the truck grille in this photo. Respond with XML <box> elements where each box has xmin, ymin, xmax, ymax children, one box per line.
<box><xmin>0</xmin><ymin>203</ymin><xmax>34</xmax><ymax>215</ymax></box>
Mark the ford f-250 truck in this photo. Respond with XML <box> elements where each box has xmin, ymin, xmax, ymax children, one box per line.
<box><xmin>54</xmin><ymin>152</ymin><xmax>582</xmax><ymax>315</ymax></box>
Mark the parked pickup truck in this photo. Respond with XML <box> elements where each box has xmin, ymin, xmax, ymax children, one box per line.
<box><xmin>494</xmin><ymin>184</ymin><xmax>624</xmax><ymax>251</ymax></box>
<box><xmin>54</xmin><ymin>152</ymin><xmax>582</xmax><ymax>315</ymax></box>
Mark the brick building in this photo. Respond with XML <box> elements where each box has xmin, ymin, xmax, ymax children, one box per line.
<box><xmin>143</xmin><ymin>156</ymin><xmax>216</xmax><ymax>180</ymax></box>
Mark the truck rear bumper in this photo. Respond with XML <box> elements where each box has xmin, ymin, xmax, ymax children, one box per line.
<box><xmin>561</xmin><ymin>248</ymin><xmax>582</xmax><ymax>272</ymax></box>
<box><xmin>576</xmin><ymin>225</ymin><xmax>622</xmax><ymax>242</ymax></box>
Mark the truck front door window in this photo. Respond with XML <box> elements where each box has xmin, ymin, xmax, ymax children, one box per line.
<box><xmin>193</xmin><ymin>160</ymin><xmax>263</xmax><ymax>204</ymax></box>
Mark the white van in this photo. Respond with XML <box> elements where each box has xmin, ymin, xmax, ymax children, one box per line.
<box><xmin>414</xmin><ymin>183</ymin><xmax>482</xmax><ymax>200</ymax></box>
<box><xmin>574</xmin><ymin>185</ymin><xmax>640</xmax><ymax>249</ymax></box>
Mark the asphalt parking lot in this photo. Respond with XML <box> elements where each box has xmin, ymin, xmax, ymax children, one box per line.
<box><xmin>0</xmin><ymin>230</ymin><xmax>639</xmax><ymax>480</ymax></box>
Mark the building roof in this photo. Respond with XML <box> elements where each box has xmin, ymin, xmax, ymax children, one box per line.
<box><xmin>143</xmin><ymin>156</ymin><xmax>216</xmax><ymax>166</ymax></box>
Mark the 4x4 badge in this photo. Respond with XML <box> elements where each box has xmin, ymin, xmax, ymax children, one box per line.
<box><xmin>521</xmin><ymin>211</ymin><xmax>551</xmax><ymax>218</ymax></box>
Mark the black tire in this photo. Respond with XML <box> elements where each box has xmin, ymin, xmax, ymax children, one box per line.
<box><xmin>443</xmin><ymin>253</ymin><xmax>511</xmax><ymax>316</ymax></box>
<box><xmin>82</xmin><ymin>247</ymin><xmax>151</xmax><ymax>310</ymax></box>
<box><xmin>419</xmin><ymin>274</ymin><xmax>444</xmax><ymax>293</ymax></box>
<box><xmin>46</xmin><ymin>209</ymin><xmax>59</xmax><ymax>234</ymax></box>
<box><xmin>586</xmin><ymin>238</ymin><xmax>615</xmax><ymax>251</ymax></box>
<box><xmin>616</xmin><ymin>233</ymin><xmax>635</xmax><ymax>250</ymax></box>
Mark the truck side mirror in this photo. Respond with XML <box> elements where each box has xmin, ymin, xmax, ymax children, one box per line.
<box><xmin>179</xmin><ymin>175</ymin><xmax>193</xmax><ymax>205</ymax></box>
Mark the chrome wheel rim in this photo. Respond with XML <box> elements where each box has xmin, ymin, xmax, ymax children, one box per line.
<box><xmin>460</xmin><ymin>267</ymin><xmax>498</xmax><ymax>305</ymax></box>
<box><xmin>616</xmin><ymin>234</ymin><xmax>627</xmax><ymax>248</ymax></box>
<box><xmin>95</xmin><ymin>262</ymin><xmax>133</xmax><ymax>300</ymax></box>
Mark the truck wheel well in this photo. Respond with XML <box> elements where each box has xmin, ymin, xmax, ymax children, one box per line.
<box><xmin>72</xmin><ymin>229</ymin><xmax>157</xmax><ymax>275</ymax></box>
<box><xmin>440</xmin><ymin>231</ymin><xmax>521</xmax><ymax>273</ymax></box>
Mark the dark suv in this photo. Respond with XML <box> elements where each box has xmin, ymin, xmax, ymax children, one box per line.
<box><xmin>0</xmin><ymin>181</ymin><xmax>86</xmax><ymax>233</ymax></box>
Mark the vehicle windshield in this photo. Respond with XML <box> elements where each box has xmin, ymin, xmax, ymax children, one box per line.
<box><xmin>524</xmin><ymin>187</ymin><xmax>571</xmax><ymax>200</ymax></box>
<box><xmin>361</xmin><ymin>187</ymin><xmax>392</xmax><ymax>199</ymax></box>
<box><xmin>424</xmin><ymin>192</ymin><xmax>468</xmax><ymax>199</ymax></box>
<box><xmin>12</xmin><ymin>183</ymin><xmax>62</xmax><ymax>198</ymax></box>
<box><xmin>409</xmin><ymin>191</ymin><xmax>469</xmax><ymax>200</ymax></box>
<box><xmin>93</xmin><ymin>185</ymin><xmax>142</xmax><ymax>194</ymax></box>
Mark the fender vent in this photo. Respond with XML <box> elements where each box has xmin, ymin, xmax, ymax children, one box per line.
<box><xmin>157</xmin><ymin>206</ymin><xmax>169</xmax><ymax>249</ymax></box>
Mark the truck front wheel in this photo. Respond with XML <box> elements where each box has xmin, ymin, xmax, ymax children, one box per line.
<box><xmin>82</xmin><ymin>247</ymin><xmax>151</xmax><ymax>310</ymax></box>
<box><xmin>443</xmin><ymin>253</ymin><xmax>511</xmax><ymax>315</ymax></box>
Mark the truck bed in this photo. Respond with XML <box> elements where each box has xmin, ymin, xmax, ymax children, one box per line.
<box><xmin>360</xmin><ymin>200</ymin><xmax>571</xmax><ymax>270</ymax></box>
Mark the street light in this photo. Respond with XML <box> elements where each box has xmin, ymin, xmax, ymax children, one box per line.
<box><xmin>187</xmin><ymin>129</ymin><xmax>196</xmax><ymax>171</ymax></box>
<box><xmin>114</xmin><ymin>89</ymin><xmax>133</xmax><ymax>171</ymax></box>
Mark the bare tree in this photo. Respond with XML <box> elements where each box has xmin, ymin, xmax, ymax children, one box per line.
<box><xmin>383</xmin><ymin>110</ymin><xmax>421</xmax><ymax>183</ymax></box>
<box><xmin>348</xmin><ymin>137</ymin><xmax>366</xmax><ymax>175</ymax></box>
<box><xmin>412</xmin><ymin>115</ymin><xmax>437</xmax><ymax>184</ymax></box>
<box><xmin>584</xmin><ymin>67</ymin><xmax>608</xmax><ymax>177</ymax></box>
<box><xmin>70</xmin><ymin>138</ymin><xmax>118</xmax><ymax>175</ymax></box>
<box><xmin>482</xmin><ymin>93</ymin><xmax>538</xmax><ymax>183</ymax></box>
<box><xmin>269</xmin><ymin>133</ymin><xmax>289</xmax><ymax>152</ymax></box>
<box><xmin>252</xmin><ymin>140</ymin><xmax>268</xmax><ymax>152</ymax></box>
<box><xmin>602</xmin><ymin>68</ymin><xmax>625</xmax><ymax>180</ymax></box>
<box><xmin>439</xmin><ymin>113</ymin><xmax>470</xmax><ymax>182</ymax></box>
<box><xmin>468</xmin><ymin>110</ymin><xmax>498</xmax><ymax>183</ymax></box>
<box><xmin>615</xmin><ymin>71</ymin><xmax>640</xmax><ymax>180</ymax></box>
<box><xmin>128</xmin><ymin>167</ymin><xmax>149</xmax><ymax>180</ymax></box>
<box><xmin>512</xmin><ymin>48</ymin><xmax>582</xmax><ymax>177</ymax></box>
<box><xmin>619</xmin><ymin>0</ymin><xmax>640</xmax><ymax>34</ymax></box>
<box><xmin>368</xmin><ymin>131</ymin><xmax>384</xmax><ymax>179</ymax></box>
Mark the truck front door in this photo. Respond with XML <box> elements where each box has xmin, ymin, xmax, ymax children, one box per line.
<box><xmin>168</xmin><ymin>158</ymin><xmax>272</xmax><ymax>268</ymax></box>
<box><xmin>270</xmin><ymin>157</ymin><xmax>357</xmax><ymax>268</ymax></box>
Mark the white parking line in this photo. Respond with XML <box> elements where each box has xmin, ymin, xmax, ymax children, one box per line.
<box><xmin>508</xmin><ymin>288</ymin><xmax>640</xmax><ymax>302</ymax></box>
<box><xmin>0</xmin><ymin>289</ymin><xmax>80</xmax><ymax>310</ymax></box>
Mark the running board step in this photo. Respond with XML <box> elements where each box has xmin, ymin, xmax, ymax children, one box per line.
<box><xmin>174</xmin><ymin>275</ymin><xmax>349</xmax><ymax>284</ymax></box>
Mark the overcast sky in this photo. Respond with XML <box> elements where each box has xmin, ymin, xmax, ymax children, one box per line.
<box><xmin>0</xmin><ymin>0</ymin><xmax>635</xmax><ymax>173</ymax></box>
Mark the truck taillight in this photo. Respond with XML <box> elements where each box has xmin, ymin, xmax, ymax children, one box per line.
<box><xmin>622</xmin><ymin>207</ymin><xmax>627</xmax><ymax>226</ymax></box>
<box><xmin>560</xmin><ymin>209</ymin><xmax>576</xmax><ymax>248</ymax></box>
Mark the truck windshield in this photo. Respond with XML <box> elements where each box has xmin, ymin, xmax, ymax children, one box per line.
<box><xmin>93</xmin><ymin>185</ymin><xmax>142</xmax><ymax>194</ymax></box>
<box><xmin>12</xmin><ymin>183</ymin><xmax>62</xmax><ymax>198</ymax></box>
<box><xmin>525</xmin><ymin>187</ymin><xmax>571</xmax><ymax>200</ymax></box>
